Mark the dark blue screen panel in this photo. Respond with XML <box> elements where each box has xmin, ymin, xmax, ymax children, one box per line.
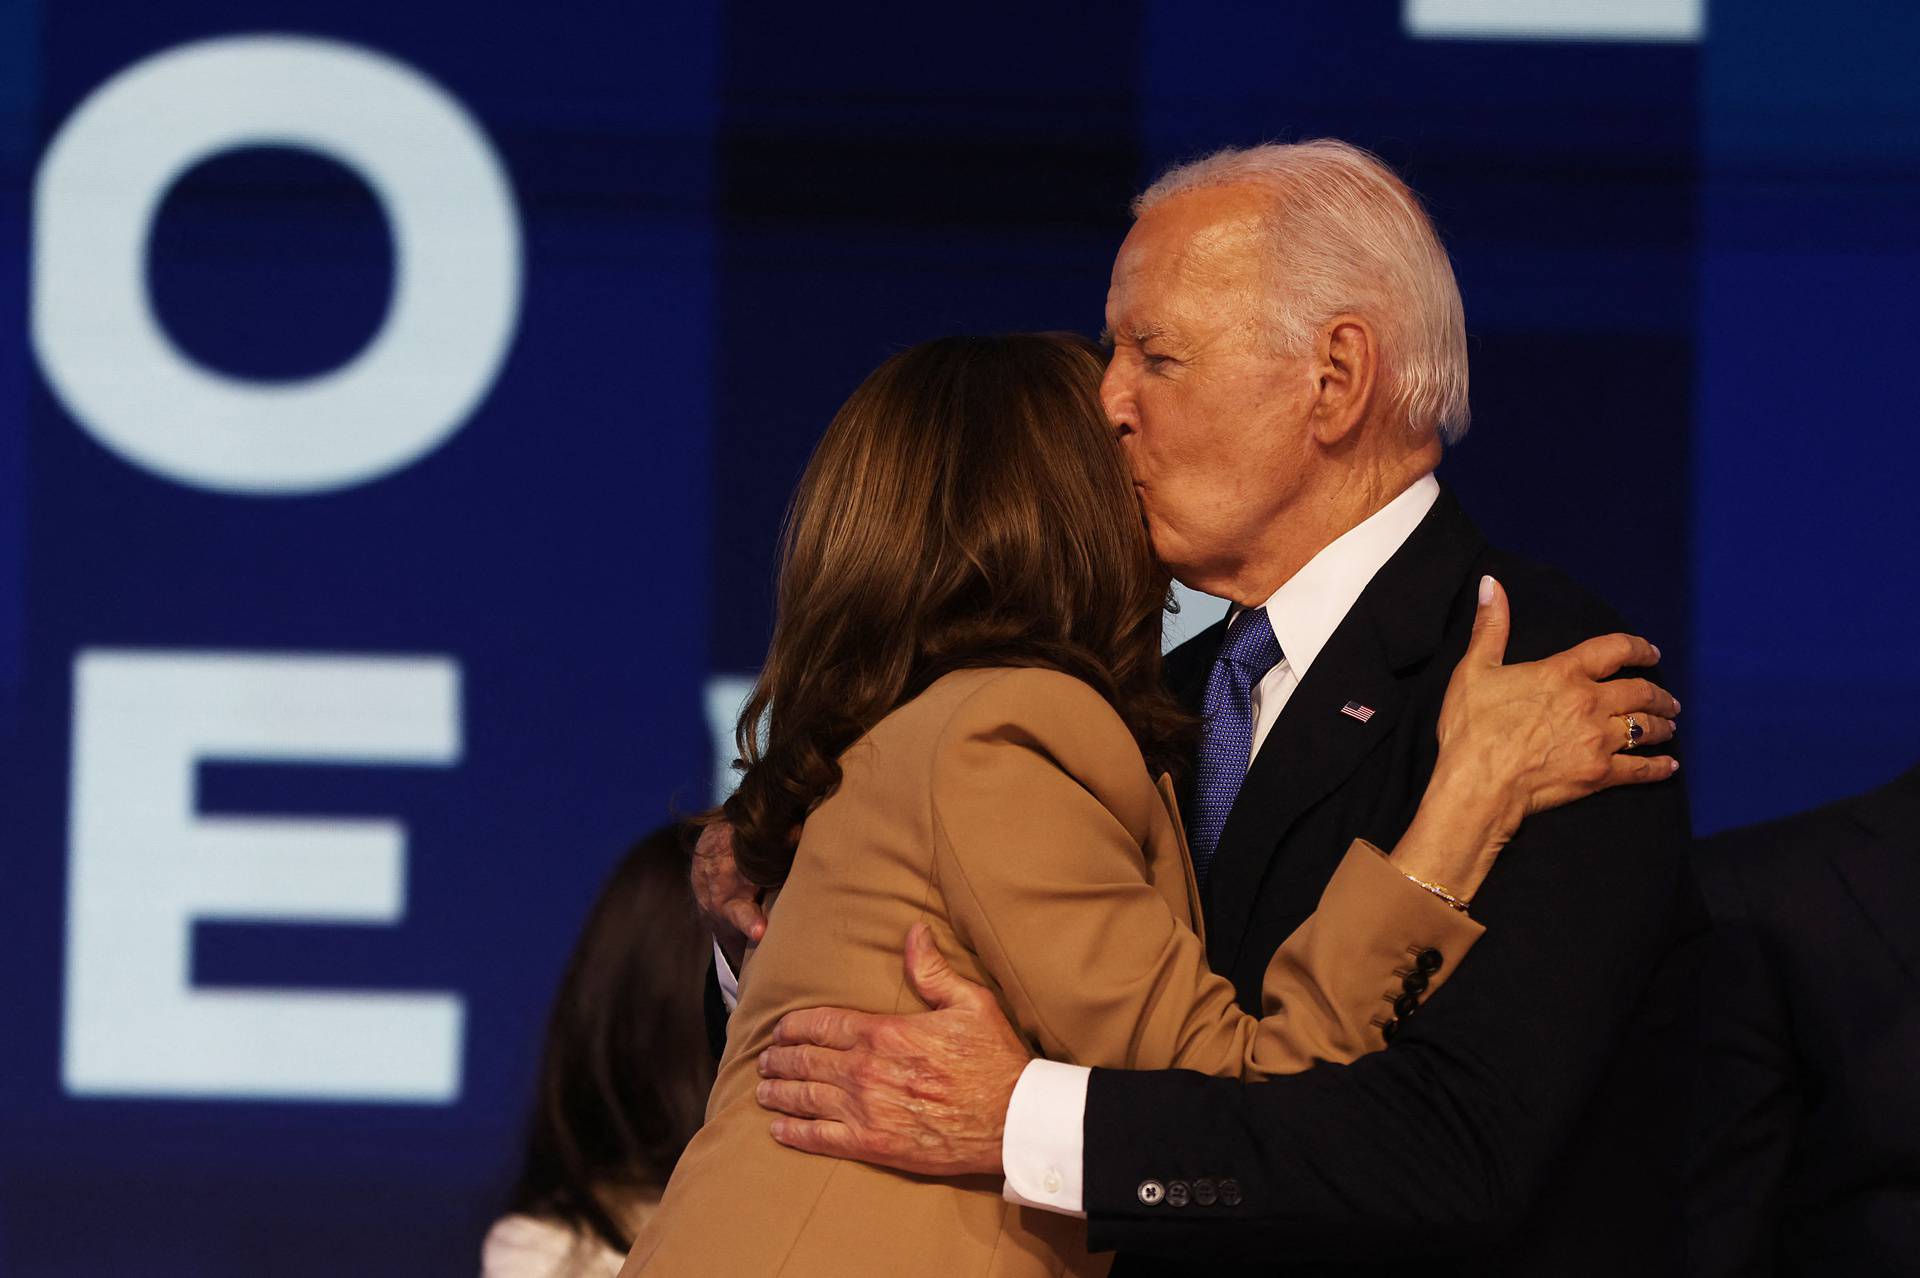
<box><xmin>4</xmin><ymin>3</ymin><xmax>717</xmax><ymax>1274</ymax></box>
<box><xmin>1689</xmin><ymin>1</ymin><xmax>1920</xmax><ymax>831</ymax></box>
<box><xmin>708</xmin><ymin>0</ymin><xmax>1145</xmax><ymax>674</ymax></box>
<box><xmin>0</xmin><ymin>0</ymin><xmax>35</xmax><ymax>718</ymax></box>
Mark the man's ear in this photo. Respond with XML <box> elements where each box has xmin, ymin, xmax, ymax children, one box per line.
<box><xmin>1310</xmin><ymin>316</ymin><xmax>1378</xmax><ymax>446</ymax></box>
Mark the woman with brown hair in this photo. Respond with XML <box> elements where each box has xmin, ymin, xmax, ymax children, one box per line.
<box><xmin>483</xmin><ymin>823</ymin><xmax>716</xmax><ymax>1277</ymax></box>
<box><xmin>623</xmin><ymin>334</ymin><xmax>1675</xmax><ymax>1277</ymax></box>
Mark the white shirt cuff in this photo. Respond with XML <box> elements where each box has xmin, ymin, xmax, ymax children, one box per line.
<box><xmin>1000</xmin><ymin>1058</ymin><xmax>1090</xmax><ymax>1217</ymax></box>
<box><xmin>712</xmin><ymin>937</ymin><xmax>740</xmax><ymax>1012</ymax></box>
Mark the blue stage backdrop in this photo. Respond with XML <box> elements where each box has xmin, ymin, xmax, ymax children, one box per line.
<box><xmin>1</xmin><ymin>2</ymin><xmax>1916</xmax><ymax>1273</ymax></box>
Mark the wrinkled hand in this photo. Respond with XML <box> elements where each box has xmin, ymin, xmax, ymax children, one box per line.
<box><xmin>1416</xmin><ymin>576</ymin><xmax>1679</xmax><ymax>877</ymax></box>
<box><xmin>691</xmin><ymin>820</ymin><xmax>766</xmax><ymax>968</ymax></box>
<box><xmin>754</xmin><ymin>923</ymin><xmax>1031</xmax><ymax>1177</ymax></box>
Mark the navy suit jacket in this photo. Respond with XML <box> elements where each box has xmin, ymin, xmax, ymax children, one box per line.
<box><xmin>1096</xmin><ymin>484</ymin><xmax>1707</xmax><ymax>1275</ymax></box>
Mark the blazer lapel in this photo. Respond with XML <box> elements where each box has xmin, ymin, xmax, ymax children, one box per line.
<box><xmin>1831</xmin><ymin>764</ymin><xmax>1920</xmax><ymax>986</ymax></box>
<box><xmin>1203</xmin><ymin>485</ymin><xmax>1487</xmax><ymax>974</ymax></box>
<box><xmin>1154</xmin><ymin>772</ymin><xmax>1205</xmax><ymax>943</ymax></box>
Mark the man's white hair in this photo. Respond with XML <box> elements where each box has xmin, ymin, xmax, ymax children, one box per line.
<box><xmin>1134</xmin><ymin>139</ymin><xmax>1470</xmax><ymax>443</ymax></box>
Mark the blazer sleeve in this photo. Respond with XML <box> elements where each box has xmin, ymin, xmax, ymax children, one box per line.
<box><xmin>929</xmin><ymin>668</ymin><xmax>1483</xmax><ymax>1081</ymax></box>
<box><xmin>1078</xmin><ymin>664</ymin><xmax>1697</xmax><ymax>1263</ymax></box>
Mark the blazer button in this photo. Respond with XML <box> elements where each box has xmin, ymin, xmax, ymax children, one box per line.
<box><xmin>1400</xmin><ymin>969</ymin><xmax>1429</xmax><ymax>995</ymax></box>
<box><xmin>1381</xmin><ymin>1017</ymin><xmax>1400</xmax><ymax>1042</ymax></box>
<box><xmin>1137</xmin><ymin>1179</ymin><xmax>1165</xmax><ymax>1206</ymax></box>
<box><xmin>1166</xmin><ymin>1179</ymin><xmax>1191</xmax><ymax>1208</ymax></box>
<box><xmin>1220</xmin><ymin>1178</ymin><xmax>1243</xmax><ymax>1207</ymax></box>
<box><xmin>1193</xmin><ymin>1178</ymin><xmax>1218</xmax><ymax>1207</ymax></box>
<box><xmin>1416</xmin><ymin>947</ymin><xmax>1444</xmax><ymax>974</ymax></box>
<box><xmin>1393</xmin><ymin>992</ymin><xmax>1420</xmax><ymax>1018</ymax></box>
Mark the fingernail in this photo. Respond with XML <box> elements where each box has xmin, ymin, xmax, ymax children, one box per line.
<box><xmin>756</xmin><ymin>1082</ymin><xmax>771</xmax><ymax>1103</ymax></box>
<box><xmin>1652</xmin><ymin>644</ymin><xmax>1663</xmax><ymax>663</ymax></box>
<box><xmin>770</xmin><ymin>1119</ymin><xmax>787</xmax><ymax>1140</ymax></box>
<box><xmin>1668</xmin><ymin>758</ymin><xmax>1681</xmax><ymax>774</ymax></box>
<box><xmin>1478</xmin><ymin>575</ymin><xmax>1494</xmax><ymax>605</ymax></box>
<box><xmin>757</xmin><ymin>1050</ymin><xmax>770</xmax><ymax>1074</ymax></box>
<box><xmin>1673</xmin><ymin>698</ymin><xmax>1682</xmax><ymax>713</ymax></box>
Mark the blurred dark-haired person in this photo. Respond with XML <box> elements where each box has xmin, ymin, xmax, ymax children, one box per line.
<box><xmin>483</xmin><ymin>823</ymin><xmax>716</xmax><ymax>1278</ymax></box>
<box><xmin>621</xmin><ymin>332</ymin><xmax>1678</xmax><ymax>1276</ymax></box>
<box><xmin>1688</xmin><ymin>762</ymin><xmax>1920</xmax><ymax>1275</ymax></box>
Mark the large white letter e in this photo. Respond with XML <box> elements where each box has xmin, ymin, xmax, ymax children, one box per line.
<box><xmin>62</xmin><ymin>649</ymin><xmax>465</xmax><ymax>1102</ymax></box>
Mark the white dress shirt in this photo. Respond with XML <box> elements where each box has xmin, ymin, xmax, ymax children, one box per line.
<box><xmin>999</xmin><ymin>473</ymin><xmax>1440</xmax><ymax>1216</ymax></box>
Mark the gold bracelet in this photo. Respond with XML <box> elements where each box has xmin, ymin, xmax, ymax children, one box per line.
<box><xmin>1402</xmin><ymin>872</ymin><xmax>1471</xmax><ymax>913</ymax></box>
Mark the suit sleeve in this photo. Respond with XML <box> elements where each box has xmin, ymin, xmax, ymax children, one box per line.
<box><xmin>1081</xmin><ymin>654</ymin><xmax>1695</xmax><ymax>1261</ymax></box>
<box><xmin>1684</xmin><ymin>841</ymin><xmax>1799</xmax><ymax>1275</ymax></box>
<box><xmin>931</xmin><ymin>669</ymin><xmax>1483</xmax><ymax>1081</ymax></box>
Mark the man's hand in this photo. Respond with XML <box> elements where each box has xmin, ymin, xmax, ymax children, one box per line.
<box><xmin>691</xmin><ymin>820</ymin><xmax>767</xmax><ymax>968</ymax></box>
<box><xmin>755</xmin><ymin>922</ymin><xmax>1031</xmax><ymax>1177</ymax></box>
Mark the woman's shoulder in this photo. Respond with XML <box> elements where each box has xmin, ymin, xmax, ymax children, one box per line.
<box><xmin>852</xmin><ymin>667</ymin><xmax>1152</xmax><ymax>817</ymax></box>
<box><xmin>872</xmin><ymin>665</ymin><xmax>1106</xmax><ymax>733</ymax></box>
<box><xmin>918</xmin><ymin>666</ymin><xmax>1168</xmax><ymax>855</ymax></box>
<box><xmin>480</xmin><ymin>1214</ymin><xmax>623</xmax><ymax>1278</ymax></box>
<box><xmin>926</xmin><ymin>666</ymin><xmax>1149</xmax><ymax>785</ymax></box>
<box><xmin>916</xmin><ymin>664</ymin><xmax>1123</xmax><ymax>735</ymax></box>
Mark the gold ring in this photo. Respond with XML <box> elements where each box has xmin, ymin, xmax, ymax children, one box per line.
<box><xmin>1623</xmin><ymin>714</ymin><xmax>1644</xmax><ymax>751</ymax></box>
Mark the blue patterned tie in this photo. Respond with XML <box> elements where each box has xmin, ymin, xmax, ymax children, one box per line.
<box><xmin>1190</xmin><ymin>606</ymin><xmax>1284</xmax><ymax>889</ymax></box>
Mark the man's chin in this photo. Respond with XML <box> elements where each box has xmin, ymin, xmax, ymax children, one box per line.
<box><xmin>1159</xmin><ymin>557</ymin><xmax>1208</xmax><ymax>591</ymax></box>
<box><xmin>1141</xmin><ymin>523</ymin><xmax>1183</xmax><ymax>573</ymax></box>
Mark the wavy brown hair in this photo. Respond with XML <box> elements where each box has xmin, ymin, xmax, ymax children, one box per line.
<box><xmin>505</xmin><ymin>822</ymin><xmax>714</xmax><ymax>1253</ymax></box>
<box><xmin>722</xmin><ymin>333</ymin><xmax>1192</xmax><ymax>887</ymax></box>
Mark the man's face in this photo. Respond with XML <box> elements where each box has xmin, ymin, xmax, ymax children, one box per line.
<box><xmin>1101</xmin><ymin>185</ymin><xmax>1318</xmax><ymax>596</ymax></box>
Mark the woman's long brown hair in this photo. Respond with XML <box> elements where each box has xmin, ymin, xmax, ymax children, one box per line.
<box><xmin>723</xmin><ymin>333</ymin><xmax>1191</xmax><ymax>886</ymax></box>
<box><xmin>505</xmin><ymin>822</ymin><xmax>714</xmax><ymax>1252</ymax></box>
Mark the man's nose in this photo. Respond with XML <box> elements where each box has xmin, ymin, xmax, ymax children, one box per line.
<box><xmin>1099</xmin><ymin>362</ymin><xmax>1135</xmax><ymax>435</ymax></box>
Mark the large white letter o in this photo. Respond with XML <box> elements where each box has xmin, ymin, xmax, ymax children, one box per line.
<box><xmin>31</xmin><ymin>35</ymin><xmax>522</xmax><ymax>496</ymax></box>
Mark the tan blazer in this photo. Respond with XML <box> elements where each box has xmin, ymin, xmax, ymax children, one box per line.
<box><xmin>624</xmin><ymin>667</ymin><xmax>1483</xmax><ymax>1278</ymax></box>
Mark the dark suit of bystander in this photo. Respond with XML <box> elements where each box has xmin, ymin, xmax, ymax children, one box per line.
<box><xmin>1688</xmin><ymin>763</ymin><xmax>1920</xmax><ymax>1275</ymax></box>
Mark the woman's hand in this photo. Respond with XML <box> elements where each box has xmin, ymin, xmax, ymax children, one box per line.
<box><xmin>1390</xmin><ymin>575</ymin><xmax>1679</xmax><ymax>904</ymax></box>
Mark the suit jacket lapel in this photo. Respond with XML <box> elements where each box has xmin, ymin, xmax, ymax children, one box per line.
<box><xmin>1831</xmin><ymin>764</ymin><xmax>1920</xmax><ymax>986</ymax></box>
<box><xmin>1203</xmin><ymin>624</ymin><xmax>1404</xmax><ymax>972</ymax></box>
<box><xmin>1164</xmin><ymin>613</ymin><xmax>1227</xmax><ymax>717</ymax></box>
<box><xmin>1203</xmin><ymin>485</ymin><xmax>1487</xmax><ymax>974</ymax></box>
<box><xmin>1163</xmin><ymin>615</ymin><xmax>1228</xmax><ymax>819</ymax></box>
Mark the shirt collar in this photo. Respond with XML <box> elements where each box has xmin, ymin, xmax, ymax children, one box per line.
<box><xmin>1244</xmin><ymin>473</ymin><xmax>1440</xmax><ymax>683</ymax></box>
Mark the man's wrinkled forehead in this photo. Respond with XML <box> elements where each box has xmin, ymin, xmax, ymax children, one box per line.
<box><xmin>1111</xmin><ymin>190</ymin><xmax>1271</xmax><ymax>317</ymax></box>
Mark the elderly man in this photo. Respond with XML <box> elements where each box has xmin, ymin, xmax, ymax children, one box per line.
<box><xmin>702</xmin><ymin>140</ymin><xmax>1702</xmax><ymax>1274</ymax></box>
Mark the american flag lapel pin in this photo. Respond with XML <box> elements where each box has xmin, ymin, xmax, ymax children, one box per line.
<box><xmin>1340</xmin><ymin>700</ymin><xmax>1376</xmax><ymax>723</ymax></box>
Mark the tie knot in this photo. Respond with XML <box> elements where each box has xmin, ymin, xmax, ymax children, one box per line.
<box><xmin>1220</xmin><ymin>606</ymin><xmax>1284</xmax><ymax>677</ymax></box>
